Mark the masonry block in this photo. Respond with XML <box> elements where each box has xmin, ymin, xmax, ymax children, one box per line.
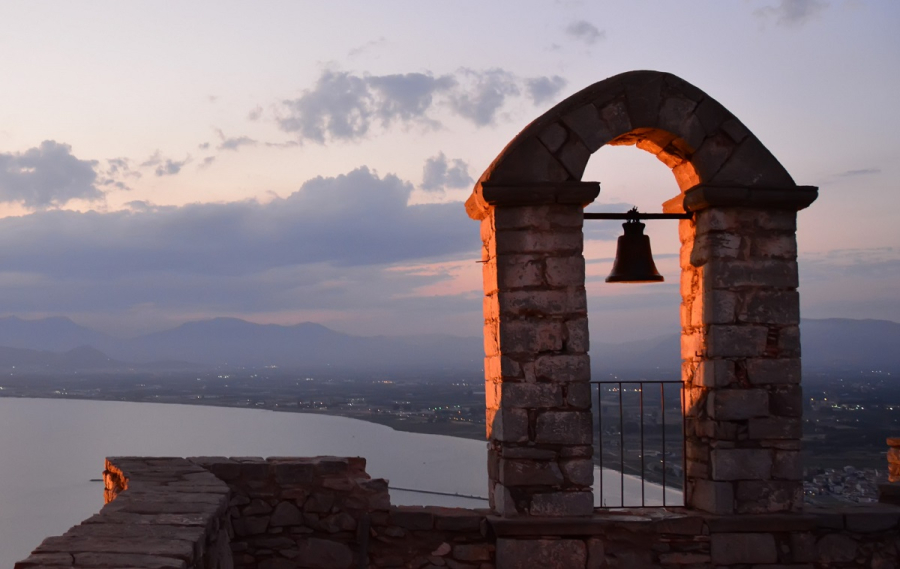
<box><xmin>706</xmin><ymin>325</ymin><xmax>768</xmax><ymax>357</ymax></box>
<box><xmin>489</xmin><ymin>408</ymin><xmax>529</xmax><ymax>443</ymax></box>
<box><xmin>710</xmin><ymin>533</ymin><xmax>777</xmax><ymax>564</ymax></box>
<box><xmin>689</xmin><ymin>479</ymin><xmax>734</xmax><ymax>514</ymax></box>
<box><xmin>499</xmin><ymin>459</ymin><xmax>564</xmax><ymax>486</ymax></box>
<box><xmin>747</xmin><ymin>358</ymin><xmax>801</xmax><ymax>385</ymax></box>
<box><xmin>748</xmin><ymin>417</ymin><xmax>802</xmax><ymax>440</ymax></box>
<box><xmin>741</xmin><ymin>290</ymin><xmax>800</xmax><ymax>325</ymax></box>
<box><xmin>500</xmin><ymin>383</ymin><xmax>564</xmax><ymax>409</ymax></box>
<box><xmin>530</xmin><ymin>491</ymin><xmax>593</xmax><ymax>516</ymax></box>
<box><xmin>710</xmin><ymin>448</ymin><xmax>772</xmax><ymax>480</ymax></box>
<box><xmin>545</xmin><ymin>256</ymin><xmax>585</xmax><ymax>287</ymax></box>
<box><xmin>497</xmin><ymin>538</ymin><xmax>587</xmax><ymax>569</ymax></box>
<box><xmin>535</xmin><ymin>411</ymin><xmax>592</xmax><ymax>445</ymax></box>
<box><xmin>705</xmin><ymin>259</ymin><xmax>799</xmax><ymax>289</ymax></box>
<box><xmin>534</xmin><ymin>354</ymin><xmax>590</xmax><ymax>383</ymax></box>
<box><xmin>708</xmin><ymin>388</ymin><xmax>769</xmax><ymax>420</ymax></box>
<box><xmin>735</xmin><ymin>480</ymin><xmax>802</xmax><ymax>513</ymax></box>
<box><xmin>497</xmin><ymin>255</ymin><xmax>545</xmax><ymax>289</ymax></box>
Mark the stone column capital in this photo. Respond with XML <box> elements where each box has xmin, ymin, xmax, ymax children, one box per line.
<box><xmin>466</xmin><ymin>182</ymin><xmax>600</xmax><ymax>220</ymax></box>
<box><xmin>682</xmin><ymin>185</ymin><xmax>818</xmax><ymax>213</ymax></box>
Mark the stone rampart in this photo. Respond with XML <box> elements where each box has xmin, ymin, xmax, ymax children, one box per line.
<box><xmin>15</xmin><ymin>455</ymin><xmax>900</xmax><ymax>568</ymax></box>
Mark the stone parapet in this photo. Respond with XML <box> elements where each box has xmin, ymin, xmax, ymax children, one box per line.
<box><xmin>16</xmin><ymin>458</ymin><xmax>900</xmax><ymax>569</ymax></box>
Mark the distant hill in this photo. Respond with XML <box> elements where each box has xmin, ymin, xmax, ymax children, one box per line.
<box><xmin>0</xmin><ymin>344</ymin><xmax>196</xmax><ymax>374</ymax></box>
<box><xmin>0</xmin><ymin>315</ymin><xmax>895</xmax><ymax>377</ymax></box>
<box><xmin>586</xmin><ymin>318</ymin><xmax>900</xmax><ymax>374</ymax></box>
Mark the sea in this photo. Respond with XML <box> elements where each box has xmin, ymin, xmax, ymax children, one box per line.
<box><xmin>0</xmin><ymin>397</ymin><xmax>679</xmax><ymax>566</ymax></box>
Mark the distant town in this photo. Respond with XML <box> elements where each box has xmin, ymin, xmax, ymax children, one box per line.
<box><xmin>0</xmin><ymin>366</ymin><xmax>895</xmax><ymax>505</ymax></box>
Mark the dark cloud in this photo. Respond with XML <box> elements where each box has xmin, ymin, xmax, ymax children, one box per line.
<box><xmin>0</xmin><ymin>141</ymin><xmax>103</xmax><ymax>208</ymax></box>
<box><xmin>141</xmin><ymin>152</ymin><xmax>191</xmax><ymax>177</ymax></box>
<box><xmin>421</xmin><ymin>153</ymin><xmax>473</xmax><ymax>193</ymax></box>
<box><xmin>0</xmin><ymin>166</ymin><xmax>481</xmax><ymax>333</ymax></box>
<box><xmin>277</xmin><ymin>69</ymin><xmax>568</xmax><ymax>143</ymax></box>
<box><xmin>199</xmin><ymin>156</ymin><xmax>216</xmax><ymax>169</ymax></box>
<box><xmin>565</xmin><ymin>20</ymin><xmax>605</xmax><ymax>45</ymax></box>
<box><xmin>525</xmin><ymin>75</ymin><xmax>568</xmax><ymax>105</ymax></box>
<box><xmin>0</xmin><ymin>166</ymin><xmax>477</xmax><ymax>279</ymax></box>
<box><xmin>754</xmin><ymin>0</ymin><xmax>829</xmax><ymax>27</ymax></box>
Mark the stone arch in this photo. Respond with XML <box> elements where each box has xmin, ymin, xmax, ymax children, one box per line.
<box><xmin>465</xmin><ymin>70</ymin><xmax>796</xmax><ymax>220</ymax></box>
<box><xmin>468</xmin><ymin>70</ymin><xmax>817</xmax><ymax>518</ymax></box>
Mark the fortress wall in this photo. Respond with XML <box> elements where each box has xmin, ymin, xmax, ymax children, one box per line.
<box><xmin>14</xmin><ymin>455</ymin><xmax>900</xmax><ymax>568</ymax></box>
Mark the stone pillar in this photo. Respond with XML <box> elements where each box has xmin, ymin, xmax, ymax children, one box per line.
<box><xmin>680</xmin><ymin>185</ymin><xmax>817</xmax><ymax>515</ymax></box>
<box><xmin>480</xmin><ymin>182</ymin><xmax>600</xmax><ymax>517</ymax></box>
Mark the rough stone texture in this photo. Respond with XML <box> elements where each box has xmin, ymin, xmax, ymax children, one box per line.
<box><xmin>17</xmin><ymin>457</ymin><xmax>900</xmax><ymax>569</ymax></box>
<box><xmin>481</xmin><ymin>197</ymin><xmax>595</xmax><ymax>517</ymax></box>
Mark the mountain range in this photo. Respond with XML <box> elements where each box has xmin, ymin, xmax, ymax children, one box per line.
<box><xmin>0</xmin><ymin>315</ymin><xmax>895</xmax><ymax>377</ymax></box>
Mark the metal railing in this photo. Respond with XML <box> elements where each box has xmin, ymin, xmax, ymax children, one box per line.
<box><xmin>592</xmin><ymin>380</ymin><xmax>685</xmax><ymax>508</ymax></box>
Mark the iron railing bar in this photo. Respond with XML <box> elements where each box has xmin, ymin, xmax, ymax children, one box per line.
<box><xmin>619</xmin><ymin>381</ymin><xmax>624</xmax><ymax>508</ymax></box>
<box><xmin>598</xmin><ymin>384</ymin><xmax>603</xmax><ymax>505</ymax></box>
<box><xmin>639</xmin><ymin>383</ymin><xmax>645</xmax><ymax>507</ymax></box>
<box><xmin>661</xmin><ymin>382</ymin><xmax>666</xmax><ymax>507</ymax></box>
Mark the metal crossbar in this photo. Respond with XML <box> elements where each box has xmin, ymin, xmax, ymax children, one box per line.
<box><xmin>593</xmin><ymin>380</ymin><xmax>685</xmax><ymax>508</ymax></box>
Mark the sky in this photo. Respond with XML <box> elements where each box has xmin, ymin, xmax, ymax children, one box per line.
<box><xmin>0</xmin><ymin>0</ymin><xmax>897</xmax><ymax>342</ymax></box>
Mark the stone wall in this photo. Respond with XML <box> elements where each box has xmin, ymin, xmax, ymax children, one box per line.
<box><xmin>15</xmin><ymin>456</ymin><xmax>495</xmax><ymax>569</ymax></box>
<box><xmin>16</xmin><ymin>455</ymin><xmax>900</xmax><ymax>569</ymax></box>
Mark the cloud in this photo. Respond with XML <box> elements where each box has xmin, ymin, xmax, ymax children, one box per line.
<box><xmin>277</xmin><ymin>70</ymin><xmax>455</xmax><ymax>143</ymax></box>
<box><xmin>565</xmin><ymin>20</ymin><xmax>605</xmax><ymax>45</ymax></box>
<box><xmin>0</xmin><ymin>166</ymin><xmax>482</xmax><ymax>334</ymax></box>
<box><xmin>276</xmin><ymin>68</ymin><xmax>569</xmax><ymax>143</ymax></box>
<box><xmin>836</xmin><ymin>167</ymin><xmax>880</xmax><ymax>177</ymax></box>
<box><xmin>141</xmin><ymin>152</ymin><xmax>191</xmax><ymax>177</ymax></box>
<box><xmin>754</xmin><ymin>0</ymin><xmax>829</xmax><ymax>27</ymax></box>
<box><xmin>217</xmin><ymin>134</ymin><xmax>257</xmax><ymax>152</ymax></box>
<box><xmin>525</xmin><ymin>75</ymin><xmax>568</xmax><ymax>105</ymax></box>
<box><xmin>421</xmin><ymin>153</ymin><xmax>473</xmax><ymax>193</ymax></box>
<box><xmin>0</xmin><ymin>141</ymin><xmax>103</xmax><ymax>208</ymax></box>
<box><xmin>448</xmin><ymin>69</ymin><xmax>520</xmax><ymax>126</ymax></box>
<box><xmin>348</xmin><ymin>37</ymin><xmax>387</xmax><ymax>58</ymax></box>
<box><xmin>247</xmin><ymin>106</ymin><xmax>263</xmax><ymax>121</ymax></box>
<box><xmin>199</xmin><ymin>156</ymin><xmax>216</xmax><ymax>169</ymax></box>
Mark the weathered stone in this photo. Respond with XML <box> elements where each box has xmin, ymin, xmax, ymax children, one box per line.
<box><xmin>689</xmin><ymin>479</ymin><xmax>733</xmax><ymax>515</ymax></box>
<box><xmin>545</xmin><ymin>256</ymin><xmax>585</xmax><ymax>287</ymax></box>
<box><xmin>489</xmin><ymin>408</ymin><xmax>529</xmax><ymax>443</ymax></box>
<box><xmin>747</xmin><ymin>358</ymin><xmax>801</xmax><ymax>385</ymax></box>
<box><xmin>844</xmin><ymin>509</ymin><xmax>900</xmax><ymax>533</ymax></box>
<box><xmin>270</xmin><ymin>501</ymin><xmax>303</xmax><ymax>526</ymax></box>
<box><xmin>705</xmin><ymin>325</ymin><xmax>768</xmax><ymax>357</ymax></box>
<box><xmin>533</xmin><ymin>354</ymin><xmax>590</xmax><ymax>383</ymax></box>
<box><xmin>560</xmin><ymin>459</ymin><xmax>593</xmax><ymax>486</ymax></box>
<box><xmin>741</xmin><ymin>290</ymin><xmax>800</xmax><ymax>325</ymax></box>
<box><xmin>538</xmin><ymin>122</ymin><xmax>568</xmax><ymax>153</ymax></box>
<box><xmin>556</xmin><ymin>137</ymin><xmax>591</xmax><ymax>179</ymax></box>
<box><xmin>735</xmin><ymin>480</ymin><xmax>802</xmax><ymax>513</ymax></box>
<box><xmin>816</xmin><ymin>534</ymin><xmax>858</xmax><ymax>563</ymax></box>
<box><xmin>749</xmin><ymin>417</ymin><xmax>802</xmax><ymax>440</ymax></box>
<box><xmin>530</xmin><ymin>491</ymin><xmax>593</xmax><ymax>516</ymax></box>
<box><xmin>706</xmin><ymin>259</ymin><xmax>799</xmax><ymax>289</ymax></box>
<box><xmin>72</xmin><ymin>552</ymin><xmax>187</xmax><ymax>568</ymax></box>
<box><xmin>500</xmin><ymin>382</ymin><xmax>563</xmax><ymax>409</ymax></box>
<box><xmin>496</xmin><ymin>255</ymin><xmax>545</xmax><ymax>289</ymax></box>
<box><xmin>499</xmin><ymin>459</ymin><xmax>563</xmax><ymax>486</ymax></box>
<box><xmin>564</xmin><ymin>382</ymin><xmax>591</xmax><ymax>410</ymax></box>
<box><xmin>773</xmin><ymin>450</ymin><xmax>802</xmax><ymax>480</ymax></box>
<box><xmin>242</xmin><ymin>499</ymin><xmax>272</xmax><ymax>516</ymax></box>
<box><xmin>389</xmin><ymin>508</ymin><xmax>435</xmax><ymax>530</ymax></box>
<box><xmin>561</xmin><ymin>103</ymin><xmax>615</xmax><ymax>152</ymax></box>
<box><xmin>710</xmin><ymin>533</ymin><xmax>777</xmax><ymax>564</ymax></box>
<box><xmin>708</xmin><ymin>388</ymin><xmax>769</xmax><ymax>420</ymax></box>
<box><xmin>564</xmin><ymin>317</ymin><xmax>590</xmax><ymax>353</ymax></box>
<box><xmin>453</xmin><ymin>544</ymin><xmax>494</xmax><ymax>562</ymax></box>
<box><xmin>771</xmin><ymin>385</ymin><xmax>803</xmax><ymax>417</ymax></box>
<box><xmin>295</xmin><ymin>538</ymin><xmax>354</xmax><ymax>569</ymax></box>
<box><xmin>496</xmin><ymin>538</ymin><xmax>586</xmax><ymax>568</ymax></box>
<box><xmin>698</xmin><ymin>359</ymin><xmax>736</xmax><ymax>387</ymax></box>
<box><xmin>535</xmin><ymin>411</ymin><xmax>592</xmax><ymax>445</ymax></box>
<box><xmin>710</xmin><ymin>448</ymin><xmax>772</xmax><ymax>481</ymax></box>
<box><xmin>494</xmin><ymin>230</ymin><xmax>583</xmax><ymax>256</ymax></box>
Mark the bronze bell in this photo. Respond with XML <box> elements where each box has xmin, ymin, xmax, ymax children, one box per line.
<box><xmin>605</xmin><ymin>218</ymin><xmax>664</xmax><ymax>283</ymax></box>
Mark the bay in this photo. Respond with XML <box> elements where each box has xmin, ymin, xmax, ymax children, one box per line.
<box><xmin>0</xmin><ymin>397</ymin><xmax>679</xmax><ymax>566</ymax></box>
